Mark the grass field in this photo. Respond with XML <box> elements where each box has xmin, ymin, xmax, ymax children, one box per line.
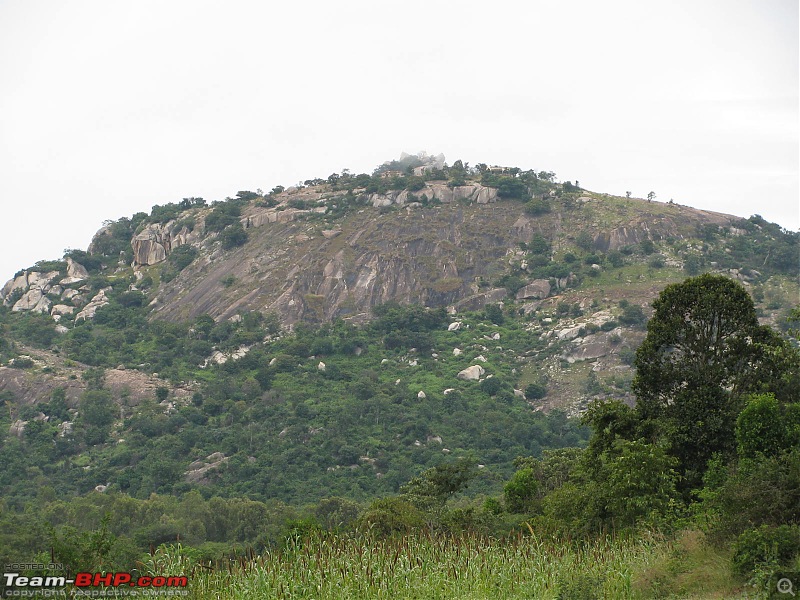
<box><xmin>138</xmin><ymin>529</ymin><xmax>746</xmax><ymax>600</ymax></box>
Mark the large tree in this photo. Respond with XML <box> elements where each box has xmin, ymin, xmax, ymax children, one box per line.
<box><xmin>632</xmin><ymin>274</ymin><xmax>799</xmax><ymax>487</ymax></box>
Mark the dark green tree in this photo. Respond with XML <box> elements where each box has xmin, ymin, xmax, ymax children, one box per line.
<box><xmin>632</xmin><ymin>274</ymin><xmax>799</xmax><ymax>487</ymax></box>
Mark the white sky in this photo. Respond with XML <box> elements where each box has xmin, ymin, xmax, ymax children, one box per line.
<box><xmin>1</xmin><ymin>0</ymin><xmax>797</xmax><ymax>283</ymax></box>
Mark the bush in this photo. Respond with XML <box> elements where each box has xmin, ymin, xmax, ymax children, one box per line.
<box><xmin>504</xmin><ymin>467</ymin><xmax>538</xmax><ymax>513</ymax></box>
<box><xmin>220</xmin><ymin>224</ymin><xmax>248</xmax><ymax>250</ymax></box>
<box><xmin>204</xmin><ymin>201</ymin><xmax>243</xmax><ymax>233</ymax></box>
<box><xmin>528</xmin><ymin>234</ymin><xmax>551</xmax><ymax>255</ymax></box>
<box><xmin>480</xmin><ymin>377</ymin><xmax>503</xmax><ymax>396</ymax></box>
<box><xmin>600</xmin><ymin>320</ymin><xmax>618</xmax><ymax>332</ymax></box>
<box><xmin>168</xmin><ymin>245</ymin><xmax>198</xmax><ymax>271</ymax></box>
<box><xmin>525</xmin><ymin>198</ymin><xmax>551</xmax><ymax>215</ymax></box>
<box><xmin>484</xmin><ymin>304</ymin><xmax>505</xmax><ymax>325</ymax></box>
<box><xmin>525</xmin><ymin>383</ymin><xmax>547</xmax><ymax>400</ymax></box>
<box><xmin>732</xmin><ymin>525</ymin><xmax>800</xmax><ymax>577</ymax></box>
<box><xmin>576</xmin><ymin>231</ymin><xmax>594</xmax><ymax>252</ymax></box>
<box><xmin>619</xmin><ymin>304</ymin><xmax>647</xmax><ymax>328</ymax></box>
<box><xmin>359</xmin><ymin>498</ymin><xmax>425</xmax><ymax>535</ymax></box>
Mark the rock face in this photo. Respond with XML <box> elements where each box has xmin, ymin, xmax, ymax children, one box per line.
<box><xmin>132</xmin><ymin>225</ymin><xmax>170</xmax><ymax>266</ymax></box>
<box><xmin>131</xmin><ymin>222</ymin><xmax>196</xmax><ymax>267</ymax></box>
<box><xmin>369</xmin><ymin>183</ymin><xmax>498</xmax><ymax>207</ymax></box>
<box><xmin>4</xmin><ymin>271</ymin><xmax>61</xmax><ymax>313</ymax></box>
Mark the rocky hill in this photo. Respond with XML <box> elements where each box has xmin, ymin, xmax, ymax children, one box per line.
<box><xmin>0</xmin><ymin>156</ymin><xmax>796</xmax><ymax>506</ymax></box>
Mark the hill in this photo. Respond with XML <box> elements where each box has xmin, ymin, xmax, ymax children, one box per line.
<box><xmin>0</xmin><ymin>156</ymin><xmax>797</xmax><ymax>578</ymax></box>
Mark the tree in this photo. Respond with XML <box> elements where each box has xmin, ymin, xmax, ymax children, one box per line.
<box><xmin>504</xmin><ymin>467</ymin><xmax>538</xmax><ymax>513</ymax></box>
<box><xmin>632</xmin><ymin>274</ymin><xmax>799</xmax><ymax>487</ymax></box>
<box><xmin>647</xmin><ymin>191</ymin><xmax>656</xmax><ymax>202</ymax></box>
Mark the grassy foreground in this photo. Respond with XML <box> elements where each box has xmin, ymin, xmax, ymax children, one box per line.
<box><xmin>140</xmin><ymin>529</ymin><xmax>745</xmax><ymax>600</ymax></box>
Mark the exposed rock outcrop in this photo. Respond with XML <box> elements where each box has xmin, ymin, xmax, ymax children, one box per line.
<box><xmin>369</xmin><ymin>183</ymin><xmax>498</xmax><ymax>207</ymax></box>
<box><xmin>131</xmin><ymin>222</ymin><xmax>196</xmax><ymax>267</ymax></box>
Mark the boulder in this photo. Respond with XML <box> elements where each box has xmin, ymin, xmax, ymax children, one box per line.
<box><xmin>2</xmin><ymin>273</ymin><xmax>29</xmax><ymax>302</ymax></box>
<box><xmin>60</xmin><ymin>257</ymin><xmax>90</xmax><ymax>284</ymax></box>
<box><xmin>75</xmin><ymin>289</ymin><xmax>111</xmax><ymax>322</ymax></box>
<box><xmin>417</xmin><ymin>391</ymin><xmax>426</xmax><ymax>399</ymax></box>
<box><xmin>448</xmin><ymin>322</ymin><xmax>461</xmax><ymax>331</ymax></box>
<box><xmin>51</xmin><ymin>304</ymin><xmax>75</xmax><ymax>317</ymax></box>
<box><xmin>12</xmin><ymin>288</ymin><xmax>44</xmax><ymax>312</ymax></box>
<box><xmin>516</xmin><ymin>279</ymin><xmax>551</xmax><ymax>300</ymax></box>
<box><xmin>457</xmin><ymin>365</ymin><xmax>485</xmax><ymax>380</ymax></box>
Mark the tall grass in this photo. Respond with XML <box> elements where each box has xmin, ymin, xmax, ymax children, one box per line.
<box><xmin>141</xmin><ymin>530</ymin><xmax>664</xmax><ymax>599</ymax></box>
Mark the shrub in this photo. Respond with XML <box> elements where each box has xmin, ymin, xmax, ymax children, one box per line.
<box><xmin>732</xmin><ymin>525</ymin><xmax>800</xmax><ymax>577</ymax></box>
<box><xmin>607</xmin><ymin>251</ymin><xmax>624</xmax><ymax>268</ymax></box>
<box><xmin>600</xmin><ymin>320</ymin><xmax>618</xmax><ymax>332</ymax></box>
<box><xmin>619</xmin><ymin>304</ymin><xmax>647</xmax><ymax>327</ymax></box>
<box><xmin>525</xmin><ymin>198</ymin><xmax>551</xmax><ymax>215</ymax></box>
<box><xmin>504</xmin><ymin>467</ymin><xmax>538</xmax><ymax>513</ymax></box>
<box><xmin>528</xmin><ymin>234</ymin><xmax>551</xmax><ymax>255</ymax></box>
<box><xmin>484</xmin><ymin>304</ymin><xmax>505</xmax><ymax>325</ymax></box>
<box><xmin>525</xmin><ymin>383</ymin><xmax>547</xmax><ymax>400</ymax></box>
<box><xmin>220</xmin><ymin>224</ymin><xmax>248</xmax><ymax>250</ymax></box>
<box><xmin>480</xmin><ymin>377</ymin><xmax>503</xmax><ymax>396</ymax></box>
<box><xmin>168</xmin><ymin>245</ymin><xmax>198</xmax><ymax>271</ymax></box>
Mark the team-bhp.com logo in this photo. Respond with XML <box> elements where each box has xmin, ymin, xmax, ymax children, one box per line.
<box><xmin>3</xmin><ymin>571</ymin><xmax>188</xmax><ymax>596</ymax></box>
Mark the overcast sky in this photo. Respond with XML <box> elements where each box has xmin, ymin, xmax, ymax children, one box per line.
<box><xmin>1</xmin><ymin>0</ymin><xmax>797</xmax><ymax>284</ymax></box>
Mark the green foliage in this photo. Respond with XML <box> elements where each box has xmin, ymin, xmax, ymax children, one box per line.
<box><xmin>481</xmin><ymin>173</ymin><xmax>529</xmax><ymax>200</ymax></box>
<box><xmin>525</xmin><ymin>198</ymin><xmax>551</xmax><ymax>215</ymax></box>
<box><xmin>219</xmin><ymin>223</ymin><xmax>248</xmax><ymax>249</ymax></box>
<box><xmin>78</xmin><ymin>388</ymin><xmax>116</xmax><ymax>445</ymax></box>
<box><xmin>735</xmin><ymin>394</ymin><xmax>797</xmax><ymax>459</ymax></box>
<box><xmin>504</xmin><ymin>467</ymin><xmax>538</xmax><ymax>513</ymax></box>
<box><xmin>483</xmin><ymin>303</ymin><xmax>505</xmax><ymax>325</ymax></box>
<box><xmin>167</xmin><ymin>244</ymin><xmax>198</xmax><ymax>271</ymax></box>
<box><xmin>683</xmin><ymin>254</ymin><xmax>703</xmax><ymax>275</ymax></box>
<box><xmin>401</xmin><ymin>459</ymin><xmax>479</xmax><ymax>510</ymax></box>
<box><xmin>48</xmin><ymin>515</ymin><xmax>132</xmax><ymax>574</ymax></box>
<box><xmin>732</xmin><ymin>524</ymin><xmax>800</xmax><ymax>577</ymax></box>
<box><xmin>525</xmin><ymin>382</ymin><xmax>547</xmax><ymax>400</ymax></box>
<box><xmin>528</xmin><ymin>234</ymin><xmax>551</xmax><ymax>255</ymax></box>
<box><xmin>205</xmin><ymin>199</ymin><xmax>245</xmax><ymax>233</ymax></box>
<box><xmin>632</xmin><ymin>274</ymin><xmax>799</xmax><ymax>488</ymax></box>
<box><xmin>575</xmin><ymin>231</ymin><xmax>593</xmax><ymax>252</ymax></box>
<box><xmin>359</xmin><ymin>497</ymin><xmax>425</xmax><ymax>535</ymax></box>
<box><xmin>618</xmin><ymin>303</ymin><xmax>646</xmax><ymax>328</ymax></box>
